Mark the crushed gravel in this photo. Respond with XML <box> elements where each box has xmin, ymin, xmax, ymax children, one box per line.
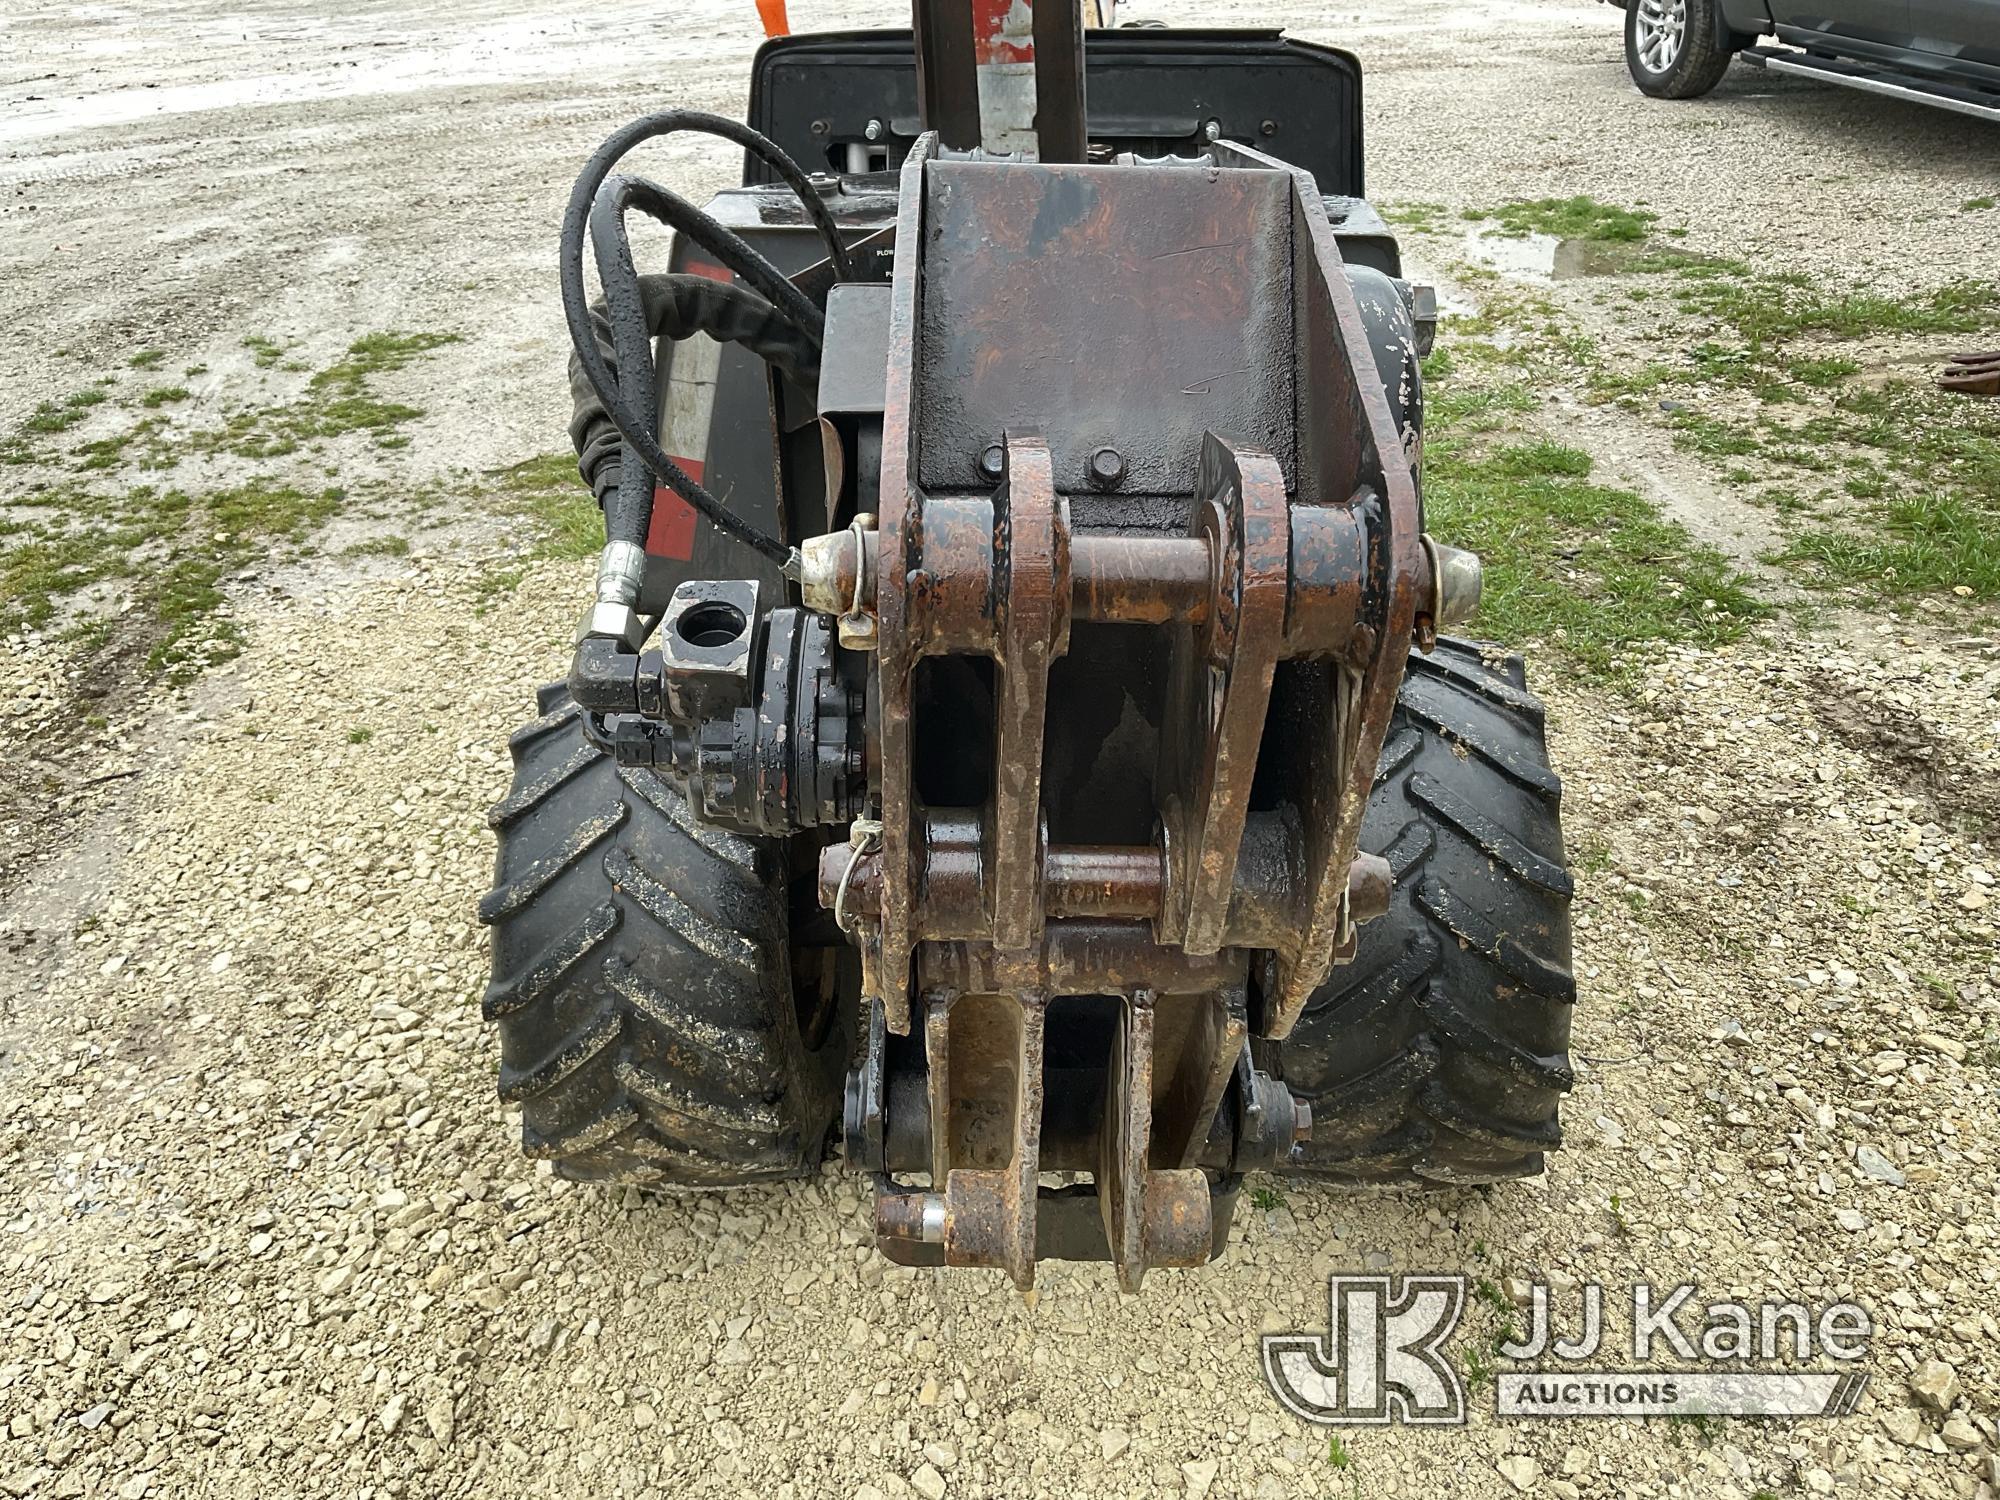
<box><xmin>3</xmin><ymin>2</ymin><xmax>1998</xmax><ymax>1498</ymax></box>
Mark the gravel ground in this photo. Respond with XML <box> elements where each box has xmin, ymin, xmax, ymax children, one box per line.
<box><xmin>3</xmin><ymin>4</ymin><xmax>1999</xmax><ymax>1499</ymax></box>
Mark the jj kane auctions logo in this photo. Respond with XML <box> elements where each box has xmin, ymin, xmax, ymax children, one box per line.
<box><xmin>1263</xmin><ymin>1276</ymin><xmax>1872</xmax><ymax>1424</ymax></box>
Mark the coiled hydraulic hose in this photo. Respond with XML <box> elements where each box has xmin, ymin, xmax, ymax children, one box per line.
<box><xmin>569</xmin><ymin>274</ymin><xmax>820</xmax><ymax>510</ymax></box>
<box><xmin>560</xmin><ymin>110</ymin><xmax>851</xmax><ymax>574</ymax></box>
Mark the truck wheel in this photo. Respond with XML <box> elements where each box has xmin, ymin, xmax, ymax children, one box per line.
<box><xmin>478</xmin><ymin>685</ymin><xmax>843</xmax><ymax>1186</ymax></box>
<box><xmin>1278</xmin><ymin>639</ymin><xmax>1575</xmax><ymax>1186</ymax></box>
<box><xmin>1625</xmin><ymin>0</ymin><xmax>1734</xmax><ymax>99</ymax></box>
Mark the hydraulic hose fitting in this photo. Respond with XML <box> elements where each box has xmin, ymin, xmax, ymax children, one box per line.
<box><xmin>579</xmin><ymin>539</ymin><xmax>649</xmax><ymax>649</ymax></box>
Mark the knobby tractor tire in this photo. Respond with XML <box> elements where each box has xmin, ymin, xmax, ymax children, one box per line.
<box><xmin>478</xmin><ymin>684</ymin><xmax>842</xmax><ymax>1186</ymax></box>
<box><xmin>1279</xmin><ymin>639</ymin><xmax>1576</xmax><ymax>1186</ymax></box>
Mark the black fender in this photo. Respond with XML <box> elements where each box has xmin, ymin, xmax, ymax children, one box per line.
<box><xmin>1347</xmin><ymin>264</ymin><xmax>1424</xmax><ymax>477</ymax></box>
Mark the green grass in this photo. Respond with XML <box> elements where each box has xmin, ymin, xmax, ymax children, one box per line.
<box><xmin>1382</xmin><ymin>200</ymin><xmax>1452</xmax><ymax>234</ymax></box>
<box><xmin>23</xmin><ymin>389</ymin><xmax>108</xmax><ymax>435</ymax></box>
<box><xmin>1962</xmin><ymin>197</ymin><xmax>1997</xmax><ymax>212</ymax></box>
<box><xmin>1692</xmin><ymin>278</ymin><xmax>2000</xmax><ymax>345</ymax></box>
<box><xmin>129</xmin><ymin>349</ymin><xmax>167</xmax><ymax>370</ymax></box>
<box><xmin>12</xmin><ymin>330</ymin><xmax>458</xmax><ymax>472</ymax></box>
<box><xmin>0</xmin><ymin>329</ymin><xmax>453</xmax><ymax>684</ymax></box>
<box><xmin>1466</xmin><ymin>196</ymin><xmax>1657</xmax><ymax>244</ymax></box>
<box><xmin>340</xmin><ymin>535</ymin><xmax>411</xmax><ymax>559</ymax></box>
<box><xmin>1536</xmin><ymin>227</ymin><xmax>2000</xmax><ymax>606</ymax></box>
<box><xmin>470</xmin><ymin>455</ymin><xmax>606</xmax><ymax>606</ymax></box>
<box><xmin>193</xmin><ymin>331</ymin><xmax>464</xmax><ymax>458</ymax></box>
<box><xmin>1</xmin><ymin>480</ymin><xmax>342</xmax><ymax>678</ymax></box>
<box><xmin>1774</xmin><ymin>492</ymin><xmax>2000</xmax><ymax>599</ymax></box>
<box><xmin>1425</xmin><ymin>351</ymin><xmax>1768</xmax><ymax>675</ymax></box>
<box><xmin>495</xmin><ymin>452</ymin><xmax>600</xmax><ymax>559</ymax></box>
<box><xmin>347</xmin><ymin>727</ymin><xmax>374</xmax><ymax>744</ymax></box>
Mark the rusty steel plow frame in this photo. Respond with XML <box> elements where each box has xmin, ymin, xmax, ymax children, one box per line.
<box><xmin>810</xmin><ymin>118</ymin><xmax>1431</xmax><ymax>1289</ymax></box>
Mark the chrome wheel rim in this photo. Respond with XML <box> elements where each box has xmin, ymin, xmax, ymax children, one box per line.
<box><xmin>1634</xmin><ymin>0</ymin><xmax>1687</xmax><ymax>74</ymax></box>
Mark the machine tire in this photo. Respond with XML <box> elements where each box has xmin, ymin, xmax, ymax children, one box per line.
<box><xmin>1277</xmin><ymin>639</ymin><xmax>1575</xmax><ymax>1186</ymax></box>
<box><xmin>1624</xmin><ymin>0</ymin><xmax>1735</xmax><ymax>99</ymax></box>
<box><xmin>478</xmin><ymin>684</ymin><xmax>842</xmax><ymax>1186</ymax></box>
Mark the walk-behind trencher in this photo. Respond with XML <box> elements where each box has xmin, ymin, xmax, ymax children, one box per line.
<box><xmin>481</xmin><ymin>1</ymin><xmax>1576</xmax><ymax>1290</ymax></box>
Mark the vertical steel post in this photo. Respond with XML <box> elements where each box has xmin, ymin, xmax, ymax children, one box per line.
<box><xmin>1030</xmin><ymin>0</ymin><xmax>1088</xmax><ymax>163</ymax></box>
<box><xmin>916</xmin><ymin>0</ymin><xmax>1090</xmax><ymax>161</ymax></box>
<box><xmin>912</xmin><ymin>0</ymin><xmax>982</xmax><ymax>150</ymax></box>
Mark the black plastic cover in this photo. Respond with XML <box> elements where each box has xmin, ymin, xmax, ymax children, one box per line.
<box><xmin>747</xmin><ymin>28</ymin><xmax>1366</xmax><ymax>197</ymax></box>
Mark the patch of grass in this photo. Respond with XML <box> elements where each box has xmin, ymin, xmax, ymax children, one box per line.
<box><xmin>1325</xmin><ymin>1433</ymin><xmax>1360</xmax><ymax>1496</ymax></box>
<box><xmin>1667</xmin><ymin>1412</ymin><xmax>1721</xmax><ymax>1445</ymax></box>
<box><xmin>347</xmin><ymin>727</ymin><xmax>374</xmax><ymax>744</ymax></box>
<box><xmin>340</xmin><ymin>535</ymin><xmax>411</xmax><ymax>559</ymax></box>
<box><xmin>139</xmin><ymin>386</ymin><xmax>190</xmax><ymax>409</ymax></box>
<box><xmin>493</xmin><ymin>452</ymin><xmax>601</xmax><ymax>561</ymax></box>
<box><xmin>129</xmin><ymin>349</ymin><xmax>167</xmax><ymax>370</ymax></box>
<box><xmin>1676</xmin><ymin>274</ymin><xmax>2000</xmax><ymax>347</ymax></box>
<box><xmin>1463</xmin><ymin>1342</ymin><xmax>1495</xmax><ymax>1392</ymax></box>
<box><xmin>1</xmin><ymin>480</ymin><xmax>343</xmax><ymax>681</ymax></box>
<box><xmin>1425</xmin><ymin>370</ymin><xmax>1768</xmax><ymax>674</ymax></box>
<box><xmin>1249</xmin><ymin>1185</ymin><xmax>1285</xmax><ymax>1212</ymax></box>
<box><xmin>1787</xmin><ymin>355</ymin><xmax>1860</xmax><ymax>388</ymax></box>
<box><xmin>22</xmin><ymin>389</ymin><xmax>108</xmax><ymax>435</ymax></box>
<box><xmin>1962</xmin><ymin>196</ymin><xmax>1997</xmax><ymax>212</ymax></box>
<box><xmin>75</xmin><ymin>417</ymin><xmax>162</xmax><ymax>473</ymax></box>
<box><xmin>1489</xmin><ymin>440</ymin><xmax>1592</xmax><ymax>479</ymax></box>
<box><xmin>1468</xmin><ymin>195</ymin><xmax>1657</xmax><ymax>244</ymax></box>
<box><xmin>242</xmin><ymin>335</ymin><xmax>285</xmax><ymax>369</ymax></box>
<box><xmin>1382</xmin><ymin>200</ymin><xmax>1452</xmax><ymax>234</ymax></box>
<box><xmin>201</xmin><ymin>331</ymin><xmax>463</xmax><ymax>457</ymax></box>
<box><xmin>1774</xmin><ymin>492</ymin><xmax>2000</xmax><ymax>600</ymax></box>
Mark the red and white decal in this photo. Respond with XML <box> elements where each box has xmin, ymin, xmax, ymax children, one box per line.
<box><xmin>969</xmin><ymin>1</ymin><xmax>1112</xmax><ymax>156</ymax></box>
<box><xmin>649</xmin><ymin>258</ymin><xmax>731</xmax><ymax>561</ymax></box>
<box><xmin>972</xmin><ymin>0</ymin><xmax>1037</xmax><ymax>154</ymax></box>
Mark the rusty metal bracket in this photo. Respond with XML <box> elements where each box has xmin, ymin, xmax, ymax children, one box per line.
<box><xmin>1159</xmin><ymin>434</ymin><xmax>1291</xmax><ymax>957</ymax></box>
<box><xmin>991</xmin><ymin>435</ymin><xmax>1069</xmax><ymax>952</ymax></box>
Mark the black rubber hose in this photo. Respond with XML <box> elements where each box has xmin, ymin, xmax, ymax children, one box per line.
<box><xmin>575</xmin><ymin>109</ymin><xmax>851</xmax><ymax>287</ymax></box>
<box><xmin>569</xmin><ymin>274</ymin><xmax>820</xmax><ymax>512</ymax></box>
<box><xmin>580</xmin><ymin>174</ymin><xmax>828</xmax><ymax>563</ymax></box>
<box><xmin>590</xmin><ymin>178</ymin><xmax>665</xmax><ymax>561</ymax></box>
<box><xmin>593</xmin><ymin>173</ymin><xmax>827</xmax><ymax>347</ymax></box>
<box><xmin>560</xmin><ymin>111</ymin><xmax>841</xmax><ymax>569</ymax></box>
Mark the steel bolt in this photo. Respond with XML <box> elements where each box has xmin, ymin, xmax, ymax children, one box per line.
<box><xmin>1202</xmin><ymin>119</ymin><xmax>1222</xmax><ymax>143</ymax></box>
<box><xmin>1088</xmin><ymin>447</ymin><xmax>1127</xmax><ymax>489</ymax></box>
<box><xmin>809</xmin><ymin>118</ymin><xmax>831</xmax><ymax>137</ymax></box>
<box><xmin>865</xmin><ymin>118</ymin><xmax>885</xmax><ymax>142</ymax></box>
<box><xmin>978</xmin><ymin>444</ymin><xmax>1006</xmax><ymax>483</ymax></box>
<box><xmin>1260</xmin><ymin>119</ymin><xmax>1278</xmax><ymax>137</ymax></box>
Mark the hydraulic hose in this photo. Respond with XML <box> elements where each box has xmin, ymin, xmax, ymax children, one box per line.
<box><xmin>569</xmin><ymin>274</ymin><xmax>820</xmax><ymax>512</ymax></box>
<box><xmin>560</xmin><ymin>110</ymin><xmax>850</xmax><ymax>575</ymax></box>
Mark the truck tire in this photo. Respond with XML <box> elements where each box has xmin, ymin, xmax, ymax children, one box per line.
<box><xmin>1625</xmin><ymin>0</ymin><xmax>1735</xmax><ymax>99</ymax></box>
<box><xmin>478</xmin><ymin>685</ymin><xmax>843</xmax><ymax>1186</ymax></box>
<box><xmin>1278</xmin><ymin>639</ymin><xmax>1575</xmax><ymax>1186</ymax></box>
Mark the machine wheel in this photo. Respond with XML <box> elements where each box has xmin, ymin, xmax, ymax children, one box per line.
<box><xmin>1624</xmin><ymin>0</ymin><xmax>1734</xmax><ymax>98</ymax></box>
<box><xmin>1278</xmin><ymin>639</ymin><xmax>1575</xmax><ymax>1186</ymax></box>
<box><xmin>478</xmin><ymin>685</ymin><xmax>842</xmax><ymax>1186</ymax></box>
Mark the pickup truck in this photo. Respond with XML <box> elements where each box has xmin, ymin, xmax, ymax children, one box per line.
<box><xmin>1610</xmin><ymin>0</ymin><xmax>2000</xmax><ymax>120</ymax></box>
